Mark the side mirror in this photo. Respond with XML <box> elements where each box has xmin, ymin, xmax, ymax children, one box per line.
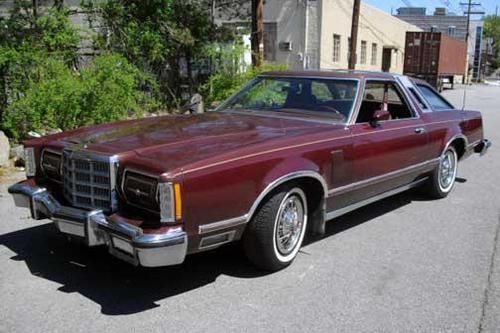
<box><xmin>370</xmin><ymin>110</ymin><xmax>391</xmax><ymax>127</ymax></box>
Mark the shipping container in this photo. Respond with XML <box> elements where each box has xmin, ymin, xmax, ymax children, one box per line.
<box><xmin>403</xmin><ymin>32</ymin><xmax>467</xmax><ymax>91</ymax></box>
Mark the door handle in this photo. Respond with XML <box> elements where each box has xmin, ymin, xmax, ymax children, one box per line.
<box><xmin>414</xmin><ymin>127</ymin><xmax>425</xmax><ymax>134</ymax></box>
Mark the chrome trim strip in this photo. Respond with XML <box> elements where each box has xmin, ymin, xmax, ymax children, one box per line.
<box><xmin>199</xmin><ymin>215</ymin><xmax>248</xmax><ymax>234</ymax></box>
<box><xmin>326</xmin><ymin>177</ymin><xmax>428</xmax><ymax>220</ymax></box>
<box><xmin>328</xmin><ymin>158</ymin><xmax>439</xmax><ymax>196</ymax></box>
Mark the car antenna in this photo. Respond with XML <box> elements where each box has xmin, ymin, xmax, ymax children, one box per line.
<box><xmin>462</xmin><ymin>80</ymin><xmax>467</xmax><ymax>110</ymax></box>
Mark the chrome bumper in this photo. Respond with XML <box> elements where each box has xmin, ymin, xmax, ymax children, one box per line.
<box><xmin>8</xmin><ymin>181</ymin><xmax>187</xmax><ymax>267</ymax></box>
<box><xmin>474</xmin><ymin>139</ymin><xmax>492</xmax><ymax>156</ymax></box>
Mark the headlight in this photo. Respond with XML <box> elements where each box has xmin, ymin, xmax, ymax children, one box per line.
<box><xmin>122</xmin><ymin>170</ymin><xmax>181</xmax><ymax>224</ymax></box>
<box><xmin>24</xmin><ymin>147</ymin><xmax>36</xmax><ymax>177</ymax></box>
<box><xmin>122</xmin><ymin>171</ymin><xmax>159</xmax><ymax>212</ymax></box>
<box><xmin>41</xmin><ymin>150</ymin><xmax>62</xmax><ymax>181</ymax></box>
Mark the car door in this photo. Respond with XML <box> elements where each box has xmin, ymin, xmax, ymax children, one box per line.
<box><xmin>330</xmin><ymin>79</ymin><xmax>430</xmax><ymax>209</ymax></box>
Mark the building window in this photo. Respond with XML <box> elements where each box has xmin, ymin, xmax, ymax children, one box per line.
<box><xmin>448</xmin><ymin>26</ymin><xmax>456</xmax><ymax>37</ymax></box>
<box><xmin>360</xmin><ymin>41</ymin><xmax>367</xmax><ymax>64</ymax></box>
<box><xmin>263</xmin><ymin>22</ymin><xmax>277</xmax><ymax>61</ymax></box>
<box><xmin>371</xmin><ymin>43</ymin><xmax>377</xmax><ymax>65</ymax></box>
<box><xmin>333</xmin><ymin>34</ymin><xmax>341</xmax><ymax>63</ymax></box>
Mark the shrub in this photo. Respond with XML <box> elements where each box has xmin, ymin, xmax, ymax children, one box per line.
<box><xmin>202</xmin><ymin>63</ymin><xmax>287</xmax><ymax>108</ymax></box>
<box><xmin>2</xmin><ymin>53</ymin><xmax>155</xmax><ymax>140</ymax></box>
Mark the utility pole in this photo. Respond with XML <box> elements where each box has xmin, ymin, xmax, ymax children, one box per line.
<box><xmin>251</xmin><ymin>0</ymin><xmax>264</xmax><ymax>67</ymax></box>
<box><xmin>348</xmin><ymin>0</ymin><xmax>361</xmax><ymax>69</ymax></box>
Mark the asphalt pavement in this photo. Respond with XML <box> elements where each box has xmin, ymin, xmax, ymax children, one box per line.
<box><xmin>0</xmin><ymin>84</ymin><xmax>499</xmax><ymax>333</ymax></box>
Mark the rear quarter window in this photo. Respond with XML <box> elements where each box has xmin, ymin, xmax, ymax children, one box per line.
<box><xmin>416</xmin><ymin>84</ymin><xmax>454</xmax><ymax>111</ymax></box>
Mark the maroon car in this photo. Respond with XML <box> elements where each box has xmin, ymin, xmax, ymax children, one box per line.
<box><xmin>9</xmin><ymin>71</ymin><xmax>491</xmax><ymax>271</ymax></box>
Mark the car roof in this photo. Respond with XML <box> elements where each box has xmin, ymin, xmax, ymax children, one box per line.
<box><xmin>260</xmin><ymin>70</ymin><xmax>398</xmax><ymax>80</ymax></box>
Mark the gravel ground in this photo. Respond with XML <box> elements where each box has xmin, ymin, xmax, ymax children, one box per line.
<box><xmin>0</xmin><ymin>84</ymin><xmax>498</xmax><ymax>333</ymax></box>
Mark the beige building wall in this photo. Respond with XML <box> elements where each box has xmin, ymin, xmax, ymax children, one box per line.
<box><xmin>319</xmin><ymin>0</ymin><xmax>422</xmax><ymax>73</ymax></box>
<box><xmin>263</xmin><ymin>0</ymin><xmax>307</xmax><ymax>70</ymax></box>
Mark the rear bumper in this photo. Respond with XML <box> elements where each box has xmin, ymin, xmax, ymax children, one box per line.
<box><xmin>474</xmin><ymin>139</ymin><xmax>492</xmax><ymax>156</ymax></box>
<box><xmin>8</xmin><ymin>181</ymin><xmax>187</xmax><ymax>267</ymax></box>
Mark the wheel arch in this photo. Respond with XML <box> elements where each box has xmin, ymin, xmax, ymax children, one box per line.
<box><xmin>443</xmin><ymin>133</ymin><xmax>468</xmax><ymax>160</ymax></box>
<box><xmin>247</xmin><ymin>170</ymin><xmax>328</xmax><ymax>222</ymax></box>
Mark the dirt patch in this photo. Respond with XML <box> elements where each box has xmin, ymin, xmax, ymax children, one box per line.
<box><xmin>0</xmin><ymin>166</ymin><xmax>25</xmax><ymax>184</ymax></box>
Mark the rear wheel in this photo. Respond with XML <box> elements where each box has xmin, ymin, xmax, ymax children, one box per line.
<box><xmin>243</xmin><ymin>187</ymin><xmax>308</xmax><ymax>271</ymax></box>
<box><xmin>426</xmin><ymin>146</ymin><xmax>458</xmax><ymax>198</ymax></box>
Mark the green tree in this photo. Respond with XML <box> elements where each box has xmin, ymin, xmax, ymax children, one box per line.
<box><xmin>484</xmin><ymin>15</ymin><xmax>500</xmax><ymax>69</ymax></box>
<box><xmin>83</xmin><ymin>0</ymin><xmax>240</xmax><ymax>107</ymax></box>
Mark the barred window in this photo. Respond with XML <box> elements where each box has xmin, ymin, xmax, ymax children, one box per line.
<box><xmin>371</xmin><ymin>43</ymin><xmax>377</xmax><ymax>65</ymax></box>
<box><xmin>360</xmin><ymin>40</ymin><xmax>367</xmax><ymax>64</ymax></box>
<box><xmin>333</xmin><ymin>34</ymin><xmax>341</xmax><ymax>62</ymax></box>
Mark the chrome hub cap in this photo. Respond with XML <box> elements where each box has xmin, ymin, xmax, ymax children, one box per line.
<box><xmin>275</xmin><ymin>194</ymin><xmax>305</xmax><ymax>256</ymax></box>
<box><xmin>439</xmin><ymin>150</ymin><xmax>457</xmax><ymax>190</ymax></box>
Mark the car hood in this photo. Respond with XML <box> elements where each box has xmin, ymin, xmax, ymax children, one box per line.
<box><xmin>50</xmin><ymin>112</ymin><xmax>339</xmax><ymax>173</ymax></box>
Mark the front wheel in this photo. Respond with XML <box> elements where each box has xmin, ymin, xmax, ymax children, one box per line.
<box><xmin>426</xmin><ymin>146</ymin><xmax>458</xmax><ymax>198</ymax></box>
<box><xmin>243</xmin><ymin>187</ymin><xmax>308</xmax><ymax>271</ymax></box>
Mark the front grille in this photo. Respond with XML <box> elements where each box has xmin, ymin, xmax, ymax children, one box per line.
<box><xmin>63</xmin><ymin>150</ymin><xmax>117</xmax><ymax>212</ymax></box>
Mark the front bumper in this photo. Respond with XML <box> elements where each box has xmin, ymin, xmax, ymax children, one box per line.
<box><xmin>8</xmin><ymin>181</ymin><xmax>187</xmax><ymax>267</ymax></box>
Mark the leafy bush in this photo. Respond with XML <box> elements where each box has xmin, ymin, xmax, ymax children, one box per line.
<box><xmin>202</xmin><ymin>63</ymin><xmax>287</xmax><ymax>107</ymax></box>
<box><xmin>2</xmin><ymin>54</ymin><xmax>155</xmax><ymax>139</ymax></box>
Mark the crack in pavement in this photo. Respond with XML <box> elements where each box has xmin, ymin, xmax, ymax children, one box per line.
<box><xmin>478</xmin><ymin>213</ymin><xmax>500</xmax><ymax>333</ymax></box>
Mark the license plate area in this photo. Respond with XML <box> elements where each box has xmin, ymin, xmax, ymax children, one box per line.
<box><xmin>54</xmin><ymin>219</ymin><xmax>85</xmax><ymax>237</ymax></box>
<box><xmin>111</xmin><ymin>236</ymin><xmax>135</xmax><ymax>255</ymax></box>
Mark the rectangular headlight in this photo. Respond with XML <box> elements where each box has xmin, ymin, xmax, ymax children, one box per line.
<box><xmin>122</xmin><ymin>171</ymin><xmax>180</xmax><ymax>224</ymax></box>
<box><xmin>122</xmin><ymin>171</ymin><xmax>159</xmax><ymax>211</ymax></box>
<box><xmin>24</xmin><ymin>147</ymin><xmax>36</xmax><ymax>177</ymax></box>
<box><xmin>41</xmin><ymin>150</ymin><xmax>62</xmax><ymax>181</ymax></box>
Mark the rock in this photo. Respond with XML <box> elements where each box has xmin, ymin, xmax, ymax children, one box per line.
<box><xmin>10</xmin><ymin>144</ymin><xmax>23</xmax><ymax>159</ymax></box>
<box><xmin>190</xmin><ymin>93</ymin><xmax>204</xmax><ymax>114</ymax></box>
<box><xmin>0</xmin><ymin>131</ymin><xmax>10</xmax><ymax>167</ymax></box>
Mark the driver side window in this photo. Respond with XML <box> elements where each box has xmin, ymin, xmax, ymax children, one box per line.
<box><xmin>356</xmin><ymin>81</ymin><xmax>415</xmax><ymax>123</ymax></box>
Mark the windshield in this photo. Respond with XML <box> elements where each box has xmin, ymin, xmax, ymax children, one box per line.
<box><xmin>216</xmin><ymin>76</ymin><xmax>359</xmax><ymax>123</ymax></box>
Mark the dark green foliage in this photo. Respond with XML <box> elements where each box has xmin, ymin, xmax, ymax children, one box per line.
<box><xmin>2</xmin><ymin>54</ymin><xmax>153</xmax><ymax>140</ymax></box>
<box><xmin>0</xmin><ymin>1</ymin><xmax>157</xmax><ymax>140</ymax></box>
